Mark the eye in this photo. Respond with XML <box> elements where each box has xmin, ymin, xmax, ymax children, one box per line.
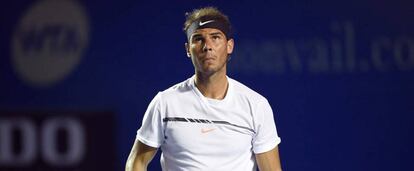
<box><xmin>195</xmin><ymin>37</ymin><xmax>203</xmax><ymax>41</ymax></box>
<box><xmin>192</xmin><ymin>36</ymin><xmax>203</xmax><ymax>43</ymax></box>
<box><xmin>212</xmin><ymin>35</ymin><xmax>221</xmax><ymax>40</ymax></box>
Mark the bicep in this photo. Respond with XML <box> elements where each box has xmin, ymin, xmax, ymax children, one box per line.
<box><xmin>126</xmin><ymin>138</ymin><xmax>158</xmax><ymax>171</ymax></box>
<box><xmin>255</xmin><ymin>146</ymin><xmax>282</xmax><ymax>171</ymax></box>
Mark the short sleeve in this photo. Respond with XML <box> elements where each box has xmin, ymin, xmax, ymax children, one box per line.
<box><xmin>252</xmin><ymin>99</ymin><xmax>281</xmax><ymax>154</ymax></box>
<box><xmin>136</xmin><ymin>92</ymin><xmax>164</xmax><ymax>148</ymax></box>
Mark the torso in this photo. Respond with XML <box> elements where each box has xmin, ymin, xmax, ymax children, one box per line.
<box><xmin>157</xmin><ymin>76</ymin><xmax>265</xmax><ymax>171</ymax></box>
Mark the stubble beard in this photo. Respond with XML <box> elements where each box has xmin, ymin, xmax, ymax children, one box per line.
<box><xmin>195</xmin><ymin>59</ymin><xmax>227</xmax><ymax>77</ymax></box>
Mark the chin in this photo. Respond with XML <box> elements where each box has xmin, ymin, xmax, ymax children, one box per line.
<box><xmin>200</xmin><ymin>64</ymin><xmax>215</xmax><ymax>70</ymax></box>
<box><xmin>198</xmin><ymin>67</ymin><xmax>217</xmax><ymax>75</ymax></box>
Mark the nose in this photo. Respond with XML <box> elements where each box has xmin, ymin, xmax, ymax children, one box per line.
<box><xmin>202</xmin><ymin>38</ymin><xmax>213</xmax><ymax>52</ymax></box>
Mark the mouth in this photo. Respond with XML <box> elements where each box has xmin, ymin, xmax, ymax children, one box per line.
<box><xmin>207</xmin><ymin>52</ymin><xmax>217</xmax><ymax>57</ymax></box>
<box><xmin>203</xmin><ymin>57</ymin><xmax>215</xmax><ymax>63</ymax></box>
<box><xmin>205</xmin><ymin>56</ymin><xmax>215</xmax><ymax>60</ymax></box>
<box><xmin>200</xmin><ymin>53</ymin><xmax>216</xmax><ymax>61</ymax></box>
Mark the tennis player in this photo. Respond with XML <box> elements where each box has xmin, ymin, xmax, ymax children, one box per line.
<box><xmin>126</xmin><ymin>7</ymin><xmax>282</xmax><ymax>171</ymax></box>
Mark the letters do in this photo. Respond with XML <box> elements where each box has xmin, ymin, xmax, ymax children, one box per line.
<box><xmin>0</xmin><ymin>117</ymin><xmax>85</xmax><ymax>167</ymax></box>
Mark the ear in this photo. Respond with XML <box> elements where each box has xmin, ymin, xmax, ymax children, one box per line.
<box><xmin>227</xmin><ymin>38</ymin><xmax>234</xmax><ymax>55</ymax></box>
<box><xmin>185</xmin><ymin>43</ymin><xmax>191</xmax><ymax>58</ymax></box>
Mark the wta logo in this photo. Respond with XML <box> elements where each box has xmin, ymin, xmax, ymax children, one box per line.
<box><xmin>11</xmin><ymin>0</ymin><xmax>90</xmax><ymax>87</ymax></box>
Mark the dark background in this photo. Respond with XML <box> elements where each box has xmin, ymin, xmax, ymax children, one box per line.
<box><xmin>1</xmin><ymin>0</ymin><xmax>413</xmax><ymax>170</ymax></box>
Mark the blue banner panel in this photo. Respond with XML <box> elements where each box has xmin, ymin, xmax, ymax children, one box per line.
<box><xmin>1</xmin><ymin>0</ymin><xmax>413</xmax><ymax>170</ymax></box>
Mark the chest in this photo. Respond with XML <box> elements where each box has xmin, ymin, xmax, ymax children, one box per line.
<box><xmin>161</xmin><ymin>101</ymin><xmax>256</xmax><ymax>157</ymax></box>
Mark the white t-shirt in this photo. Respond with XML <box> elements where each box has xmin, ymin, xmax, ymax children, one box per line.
<box><xmin>137</xmin><ymin>76</ymin><xmax>281</xmax><ymax>171</ymax></box>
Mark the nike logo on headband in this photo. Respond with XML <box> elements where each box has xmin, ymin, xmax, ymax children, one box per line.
<box><xmin>199</xmin><ymin>20</ymin><xmax>215</xmax><ymax>26</ymax></box>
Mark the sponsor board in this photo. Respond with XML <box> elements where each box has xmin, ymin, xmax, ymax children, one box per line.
<box><xmin>0</xmin><ymin>111</ymin><xmax>115</xmax><ymax>171</ymax></box>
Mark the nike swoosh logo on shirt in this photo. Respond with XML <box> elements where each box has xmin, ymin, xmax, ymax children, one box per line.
<box><xmin>199</xmin><ymin>20</ymin><xmax>215</xmax><ymax>26</ymax></box>
<box><xmin>163</xmin><ymin>117</ymin><xmax>256</xmax><ymax>134</ymax></box>
<box><xmin>201</xmin><ymin>128</ymin><xmax>216</xmax><ymax>134</ymax></box>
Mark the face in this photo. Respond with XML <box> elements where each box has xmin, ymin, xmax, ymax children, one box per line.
<box><xmin>186</xmin><ymin>28</ymin><xmax>234</xmax><ymax>76</ymax></box>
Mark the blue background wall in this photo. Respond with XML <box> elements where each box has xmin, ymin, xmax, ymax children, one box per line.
<box><xmin>1</xmin><ymin>0</ymin><xmax>413</xmax><ymax>170</ymax></box>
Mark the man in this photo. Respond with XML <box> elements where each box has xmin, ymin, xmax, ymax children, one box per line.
<box><xmin>126</xmin><ymin>7</ymin><xmax>282</xmax><ymax>171</ymax></box>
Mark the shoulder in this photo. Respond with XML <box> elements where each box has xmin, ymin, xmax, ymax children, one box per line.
<box><xmin>157</xmin><ymin>77</ymin><xmax>193</xmax><ymax>100</ymax></box>
<box><xmin>229</xmin><ymin>77</ymin><xmax>268</xmax><ymax>104</ymax></box>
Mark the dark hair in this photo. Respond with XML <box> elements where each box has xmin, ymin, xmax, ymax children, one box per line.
<box><xmin>183</xmin><ymin>7</ymin><xmax>232</xmax><ymax>37</ymax></box>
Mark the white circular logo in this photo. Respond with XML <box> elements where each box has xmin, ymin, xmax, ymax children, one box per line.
<box><xmin>11</xmin><ymin>0</ymin><xmax>89</xmax><ymax>87</ymax></box>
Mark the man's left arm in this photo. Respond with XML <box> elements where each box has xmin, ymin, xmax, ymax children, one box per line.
<box><xmin>255</xmin><ymin>146</ymin><xmax>282</xmax><ymax>171</ymax></box>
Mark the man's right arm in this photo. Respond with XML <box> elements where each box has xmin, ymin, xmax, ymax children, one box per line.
<box><xmin>125</xmin><ymin>138</ymin><xmax>158</xmax><ymax>171</ymax></box>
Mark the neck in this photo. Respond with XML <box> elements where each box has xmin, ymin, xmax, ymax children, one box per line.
<box><xmin>194</xmin><ymin>70</ymin><xmax>228</xmax><ymax>100</ymax></box>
